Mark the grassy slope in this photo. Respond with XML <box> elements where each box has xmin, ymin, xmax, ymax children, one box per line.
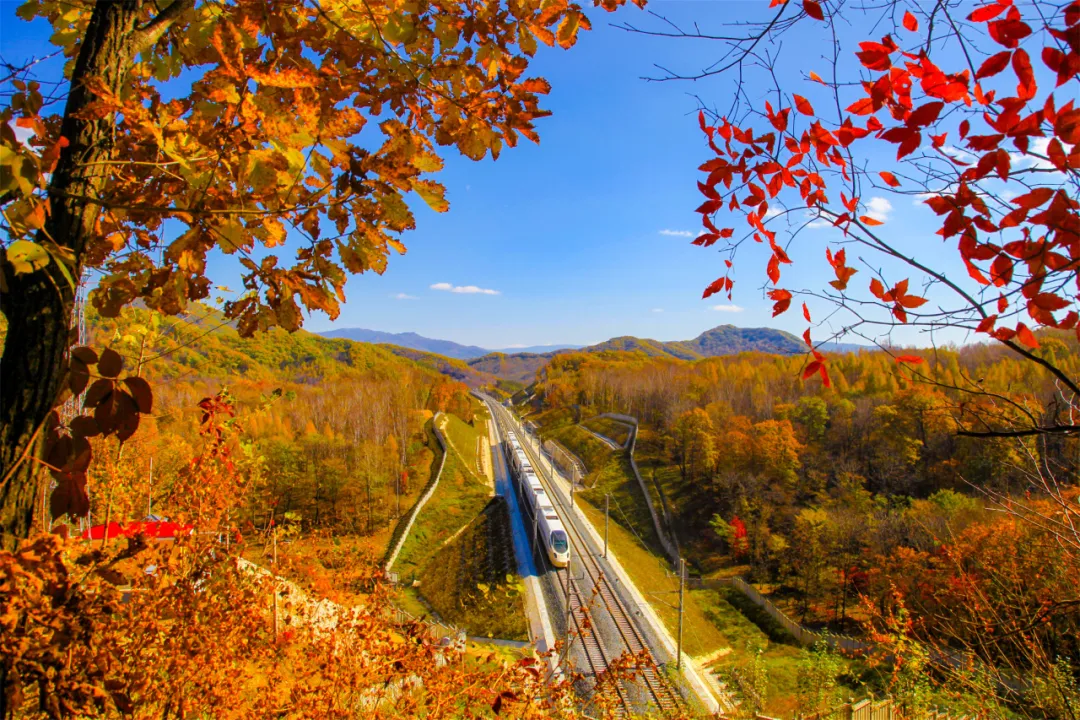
<box><xmin>419</xmin><ymin>497</ymin><xmax>528</xmax><ymax>640</ymax></box>
<box><xmin>394</xmin><ymin>411</ymin><xmax>492</xmax><ymax>579</ymax></box>
<box><xmin>581</xmin><ymin>417</ymin><xmax>632</xmax><ymax>447</ymax></box>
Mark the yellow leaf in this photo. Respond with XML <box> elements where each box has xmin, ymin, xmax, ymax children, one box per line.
<box><xmin>413</xmin><ymin>180</ymin><xmax>449</xmax><ymax>213</ymax></box>
<box><xmin>6</xmin><ymin>240</ymin><xmax>50</xmax><ymax>274</ymax></box>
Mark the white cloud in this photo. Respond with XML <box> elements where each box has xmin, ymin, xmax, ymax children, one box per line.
<box><xmin>941</xmin><ymin>145</ymin><xmax>976</xmax><ymax>164</ymax></box>
<box><xmin>1011</xmin><ymin>137</ymin><xmax>1060</xmax><ymax>172</ymax></box>
<box><xmin>864</xmin><ymin>196</ymin><xmax>893</xmax><ymax>223</ymax></box>
<box><xmin>764</xmin><ymin>207</ymin><xmax>784</xmax><ymax>219</ymax></box>
<box><xmin>430</xmin><ymin>282</ymin><xmax>500</xmax><ymax>295</ymax></box>
<box><xmin>391</xmin><ymin>293</ymin><xmax>417</xmax><ymax>300</ymax></box>
<box><xmin>711</xmin><ymin>304</ymin><xmax>744</xmax><ymax>312</ymax></box>
<box><xmin>651</xmin><ymin>308</ymin><xmax>664</xmax><ymax>313</ymax></box>
<box><xmin>805</xmin><ymin>211</ymin><xmax>834</xmax><ymax>229</ymax></box>
<box><xmin>659</xmin><ymin>229</ymin><xmax>695</xmax><ymax>237</ymax></box>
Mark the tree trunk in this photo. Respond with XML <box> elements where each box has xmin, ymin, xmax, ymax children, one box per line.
<box><xmin>0</xmin><ymin>1</ymin><xmax>190</xmax><ymax>550</ymax></box>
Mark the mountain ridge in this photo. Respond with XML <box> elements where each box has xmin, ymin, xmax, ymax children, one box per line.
<box><xmin>319</xmin><ymin>324</ymin><xmax>871</xmax><ymax>385</ymax></box>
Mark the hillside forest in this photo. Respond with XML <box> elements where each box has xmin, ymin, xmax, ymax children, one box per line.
<box><xmin>522</xmin><ymin>337</ymin><xmax>1079</xmax><ymax>715</ymax></box>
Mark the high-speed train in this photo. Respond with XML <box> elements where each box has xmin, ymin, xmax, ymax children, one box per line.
<box><xmin>504</xmin><ymin>430</ymin><xmax>570</xmax><ymax>567</ymax></box>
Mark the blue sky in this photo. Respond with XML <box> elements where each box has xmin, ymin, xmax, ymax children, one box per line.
<box><xmin>3</xmin><ymin>1</ymin><xmax>1062</xmax><ymax>350</ymax></box>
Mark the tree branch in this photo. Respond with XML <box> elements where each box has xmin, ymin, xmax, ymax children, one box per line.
<box><xmin>131</xmin><ymin>0</ymin><xmax>195</xmax><ymax>56</ymax></box>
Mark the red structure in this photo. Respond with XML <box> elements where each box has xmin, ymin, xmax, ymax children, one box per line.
<box><xmin>80</xmin><ymin>520</ymin><xmax>193</xmax><ymax>541</ymax></box>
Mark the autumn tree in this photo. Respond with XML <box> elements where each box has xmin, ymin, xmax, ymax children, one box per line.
<box><xmin>0</xmin><ymin>0</ymin><xmax>644</xmax><ymax>547</ymax></box>
<box><xmin>625</xmin><ymin>0</ymin><xmax>1079</xmax><ymax>437</ymax></box>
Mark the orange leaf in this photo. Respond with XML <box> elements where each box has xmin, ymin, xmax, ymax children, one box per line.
<box><xmin>859</xmin><ymin>215</ymin><xmax>885</xmax><ymax>226</ymax></box>
<box><xmin>903</xmin><ymin>11</ymin><xmax>918</xmax><ymax>31</ymax></box>
<box><xmin>809</xmin><ymin>71</ymin><xmax>826</xmax><ymax>84</ymax></box>
<box><xmin>803</xmin><ymin>0</ymin><xmax>824</xmax><ymax>21</ymax></box>
<box><xmin>879</xmin><ymin>171</ymin><xmax>901</xmax><ymax>188</ymax></box>
<box><xmin>869</xmin><ymin>278</ymin><xmax>886</xmax><ymax>299</ymax></box>
<box><xmin>794</xmin><ymin>95</ymin><xmax>815</xmax><ymax>116</ymax></box>
<box><xmin>896</xmin><ymin>355</ymin><xmax>924</xmax><ymax>364</ymax></box>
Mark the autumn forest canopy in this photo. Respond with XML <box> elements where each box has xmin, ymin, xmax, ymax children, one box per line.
<box><xmin>0</xmin><ymin>0</ymin><xmax>1078</xmax><ymax>719</ymax></box>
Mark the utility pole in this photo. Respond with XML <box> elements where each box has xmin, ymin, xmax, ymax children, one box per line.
<box><xmin>272</xmin><ymin>529</ymin><xmax>279</xmax><ymax>640</ymax></box>
<box><xmin>604</xmin><ymin>494</ymin><xmax>610</xmax><ymax>559</ymax></box>
<box><xmin>565</xmin><ymin>551</ymin><xmax>572</xmax><ymax>646</ymax></box>
<box><xmin>677</xmin><ymin>557</ymin><xmax>685</xmax><ymax>670</ymax></box>
<box><xmin>147</xmin><ymin>456</ymin><xmax>153</xmax><ymax>518</ymax></box>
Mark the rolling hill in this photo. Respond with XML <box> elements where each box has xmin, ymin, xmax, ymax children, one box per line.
<box><xmin>320</xmin><ymin>327</ymin><xmax>490</xmax><ymax>360</ymax></box>
<box><xmin>467</xmin><ymin>325</ymin><xmax>869</xmax><ymax>383</ymax></box>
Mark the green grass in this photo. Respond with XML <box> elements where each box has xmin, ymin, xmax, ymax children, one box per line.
<box><xmin>394</xmin><ymin>412</ymin><xmax>492</xmax><ymax>579</ymax></box>
<box><xmin>694</xmin><ymin>588</ymin><xmax>811</xmax><ymax>715</ymax></box>
<box><xmin>578</xmin><ymin>455</ymin><xmax>665</xmax><ymax>556</ymax></box>
<box><xmin>443</xmin><ymin>401</ymin><xmax>490</xmax><ymax>481</ymax></box>
<box><xmin>581</xmin><ymin>416</ymin><xmax>632</xmax><ymax>447</ymax></box>
<box><xmin>419</xmin><ymin>497</ymin><xmax>528</xmax><ymax>641</ymax></box>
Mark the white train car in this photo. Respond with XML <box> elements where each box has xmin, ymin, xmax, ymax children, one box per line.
<box><xmin>504</xmin><ymin>431</ymin><xmax>570</xmax><ymax>567</ymax></box>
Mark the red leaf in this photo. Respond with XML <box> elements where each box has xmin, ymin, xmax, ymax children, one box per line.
<box><xmin>1012</xmin><ymin>49</ymin><xmax>1036</xmax><ymax>99</ymax></box>
<box><xmin>846</xmin><ymin>97</ymin><xmax>877</xmax><ymax>116</ymax></box>
<box><xmin>976</xmin><ymin>314</ymin><xmax>998</xmax><ymax>333</ymax></box>
<box><xmin>869</xmin><ymin>278</ymin><xmax>886</xmax><ymax>299</ymax></box>
<box><xmin>903</xmin><ymin>11</ymin><xmax>918</xmax><ymax>31</ymax></box>
<box><xmin>802</xmin><ymin>303</ymin><xmax>812</xmax><ymax>322</ymax></box>
<box><xmin>803</xmin><ymin>360</ymin><xmax>823</xmax><ymax>379</ymax></box>
<box><xmin>767</xmin><ymin>254</ymin><xmax>781</xmax><ymax>284</ymax></box>
<box><xmin>803</xmin><ymin>0</ymin><xmax>824</xmax><ymax>21</ymax></box>
<box><xmin>969</xmin><ymin>4</ymin><xmax>1007</xmax><ymax>22</ymax></box>
<box><xmin>860</xmin><ymin>215</ymin><xmax>885</xmax><ymax>226</ymax></box>
<box><xmin>896</xmin><ymin>355</ymin><xmax>924</xmax><ymax>364</ymax></box>
<box><xmin>879</xmin><ymin>171</ymin><xmax>901</xmax><ymax>188</ymax></box>
<box><xmin>794</xmin><ymin>95</ymin><xmax>815</xmax><ymax>116</ymax></box>
<box><xmin>768</xmin><ymin>288</ymin><xmax>792</xmax><ymax>316</ymax></box>
<box><xmin>976</xmin><ymin>51</ymin><xmax>1012</xmax><ymax>79</ymax></box>
<box><xmin>1016</xmin><ymin>322</ymin><xmax>1039</xmax><ymax>348</ymax></box>
<box><xmin>803</xmin><ymin>328</ymin><xmax>813</xmax><ymax>346</ymax></box>
<box><xmin>908</xmin><ymin>101</ymin><xmax>944</xmax><ymax>127</ymax></box>
<box><xmin>703</xmin><ymin>277</ymin><xmax>727</xmax><ymax>299</ymax></box>
<box><xmin>1012</xmin><ymin>187</ymin><xmax>1054</xmax><ymax>209</ymax></box>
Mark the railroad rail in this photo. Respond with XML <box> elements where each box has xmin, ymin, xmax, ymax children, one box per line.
<box><xmin>489</xmin><ymin>401</ymin><xmax>682</xmax><ymax>717</ymax></box>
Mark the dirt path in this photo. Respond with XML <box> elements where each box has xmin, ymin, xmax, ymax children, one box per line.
<box><xmin>437</xmin><ymin>415</ymin><xmax>494</xmax><ymax>493</ymax></box>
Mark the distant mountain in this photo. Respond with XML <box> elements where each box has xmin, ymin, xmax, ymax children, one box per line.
<box><xmin>319</xmin><ymin>325</ymin><xmax>872</xmax><ymax>385</ymax></box>
<box><xmin>467</xmin><ymin>325</ymin><xmax>871</xmax><ymax>383</ymax></box>
<box><xmin>495</xmin><ymin>344</ymin><xmax>582</xmax><ymax>354</ymax></box>
<box><xmin>320</xmin><ymin>328</ymin><xmax>489</xmax><ymax>360</ymax></box>
<box><xmin>320</xmin><ymin>328</ymin><xmax>584</xmax><ymax>360</ymax></box>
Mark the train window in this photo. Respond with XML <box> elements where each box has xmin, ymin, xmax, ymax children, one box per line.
<box><xmin>551</xmin><ymin>531</ymin><xmax>568</xmax><ymax>554</ymax></box>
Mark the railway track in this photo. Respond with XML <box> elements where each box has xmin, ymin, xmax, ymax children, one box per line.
<box><xmin>553</xmin><ymin>566</ymin><xmax>632</xmax><ymax>715</ymax></box>
<box><xmin>489</xmin><ymin>401</ymin><xmax>682</xmax><ymax>717</ymax></box>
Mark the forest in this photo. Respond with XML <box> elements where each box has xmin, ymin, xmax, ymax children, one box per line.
<box><xmin>522</xmin><ymin>337</ymin><xmax>1079</xmax><ymax>715</ymax></box>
